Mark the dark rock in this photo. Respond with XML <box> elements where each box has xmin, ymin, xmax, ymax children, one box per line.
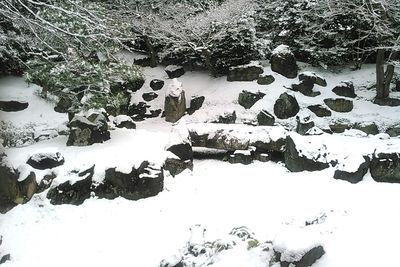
<box><xmin>128</xmin><ymin>101</ymin><xmax>148</xmax><ymax>118</ymax></box>
<box><xmin>110</xmin><ymin>79</ymin><xmax>145</xmax><ymax>93</ymax></box>
<box><xmin>227</xmin><ymin>150</ymin><xmax>253</xmax><ymax>165</ymax></box>
<box><xmin>291</xmin><ymin>80</ymin><xmax>321</xmax><ymax>97</ymax></box>
<box><xmin>284</xmin><ymin>135</ymin><xmax>330</xmax><ymax>172</ymax></box>
<box><xmin>18</xmin><ymin>171</ymin><xmax>37</xmax><ymax>203</ymax></box>
<box><xmin>216</xmin><ymin>111</ymin><xmax>236</xmax><ymax>124</ymax></box>
<box><xmin>0</xmin><ymin>100</ymin><xmax>28</xmax><ymax>112</ymax></box>
<box><xmin>47</xmin><ymin>165</ymin><xmax>94</xmax><ymax>205</ymax></box>
<box><xmin>0</xmin><ymin>147</ymin><xmax>19</xmax><ymax>213</ymax></box>
<box><xmin>270</xmin><ymin>45</ymin><xmax>298</xmax><ymax>79</ymax></box>
<box><xmin>374</xmin><ymin>98</ymin><xmax>400</xmax><ymax>107</ymax></box>
<box><xmin>386</xmin><ymin>124</ymin><xmax>400</xmax><ymax>137</ymax></box>
<box><xmin>257</xmin><ymin>74</ymin><xmax>275</xmax><ymax>85</ymax></box>
<box><xmin>334</xmin><ymin>156</ymin><xmax>370</xmax><ymax>183</ymax></box>
<box><xmin>307</xmin><ymin>105</ymin><xmax>332</xmax><ymax>117</ymax></box>
<box><xmin>96</xmin><ymin>162</ymin><xmax>164</xmax><ymax>200</ymax></box>
<box><xmin>370</xmin><ymin>153</ymin><xmax>400</xmax><ymax>183</ymax></box>
<box><xmin>165</xmin><ymin>65</ymin><xmax>185</xmax><ymax>79</ymax></box>
<box><xmin>329</xmin><ymin>122</ymin><xmax>351</xmax><ymax>133</ymax></box>
<box><xmin>187</xmin><ymin>96</ymin><xmax>205</xmax><ymax>115</ymax></box>
<box><xmin>150</xmin><ymin>79</ymin><xmax>165</xmax><ymax>91</ymax></box>
<box><xmin>37</xmin><ymin>173</ymin><xmax>57</xmax><ymax>193</ymax></box>
<box><xmin>257</xmin><ymin>110</ymin><xmax>275</xmax><ymax>126</ymax></box>
<box><xmin>324</xmin><ymin>98</ymin><xmax>353</xmax><ymax>113</ymax></box>
<box><xmin>27</xmin><ymin>152</ymin><xmax>65</xmax><ymax>170</ymax></box>
<box><xmin>0</xmin><ymin>253</ymin><xmax>11</xmax><ymax>264</ymax></box>
<box><xmin>238</xmin><ymin>90</ymin><xmax>265</xmax><ymax>109</ymax></box>
<box><xmin>299</xmin><ymin>72</ymin><xmax>327</xmax><ymax>87</ymax></box>
<box><xmin>254</xmin><ymin>152</ymin><xmax>271</xmax><ymax>162</ymax></box>
<box><xmin>276</xmin><ymin>245</ymin><xmax>325</xmax><ymax>267</ymax></box>
<box><xmin>67</xmin><ymin>113</ymin><xmax>110</xmax><ymax>146</ymax></box>
<box><xmin>114</xmin><ymin>115</ymin><xmax>136</xmax><ymax>129</ymax></box>
<box><xmin>274</xmin><ymin>93</ymin><xmax>300</xmax><ymax>119</ymax></box>
<box><xmin>134</xmin><ymin>56</ymin><xmax>153</xmax><ymax>67</ymax></box>
<box><xmin>142</xmin><ymin>92</ymin><xmax>158</xmax><ymax>102</ymax></box>
<box><xmin>352</xmin><ymin>122</ymin><xmax>379</xmax><ymax>135</ymax></box>
<box><xmin>296</xmin><ymin>116</ymin><xmax>315</xmax><ymax>135</ymax></box>
<box><xmin>167</xmin><ymin>143</ymin><xmax>193</xmax><ymax>162</ymax></box>
<box><xmin>54</xmin><ymin>96</ymin><xmax>72</xmax><ymax>113</ymax></box>
<box><xmin>332</xmin><ymin>81</ymin><xmax>356</xmax><ymax>98</ymax></box>
<box><xmin>164</xmin><ymin>158</ymin><xmax>193</xmax><ymax>177</ymax></box>
<box><xmin>148</xmin><ymin>109</ymin><xmax>162</xmax><ymax>118</ymax></box>
<box><xmin>396</xmin><ymin>81</ymin><xmax>400</xmax><ymax>92</ymax></box>
<box><xmin>227</xmin><ymin>63</ymin><xmax>263</xmax><ymax>81</ymax></box>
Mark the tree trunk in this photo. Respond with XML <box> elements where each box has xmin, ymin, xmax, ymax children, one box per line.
<box><xmin>201</xmin><ymin>48</ymin><xmax>216</xmax><ymax>77</ymax></box>
<box><xmin>376</xmin><ymin>48</ymin><xmax>387</xmax><ymax>99</ymax></box>
<box><xmin>376</xmin><ymin>49</ymin><xmax>398</xmax><ymax>99</ymax></box>
<box><xmin>144</xmin><ymin>36</ymin><xmax>157</xmax><ymax>68</ymax></box>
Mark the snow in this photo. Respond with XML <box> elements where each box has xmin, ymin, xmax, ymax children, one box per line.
<box><xmin>165</xmin><ymin>65</ymin><xmax>183</xmax><ymax>72</ymax></box>
<box><xmin>271</xmin><ymin>44</ymin><xmax>292</xmax><ymax>55</ymax></box>
<box><xmin>166</xmin><ymin>119</ymin><xmax>191</xmax><ymax>147</ymax></box>
<box><xmin>2</xmin><ymin>59</ymin><xmax>400</xmax><ymax>267</ymax></box>
<box><xmin>166</xmin><ymin>78</ymin><xmax>183</xmax><ymax>98</ymax></box>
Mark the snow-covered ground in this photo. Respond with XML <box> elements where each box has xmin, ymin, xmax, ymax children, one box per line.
<box><xmin>1</xmin><ymin>61</ymin><xmax>400</xmax><ymax>267</ymax></box>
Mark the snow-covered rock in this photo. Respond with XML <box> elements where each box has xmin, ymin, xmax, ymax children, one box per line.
<box><xmin>332</xmin><ymin>81</ymin><xmax>356</xmax><ymax>98</ymax></box>
<box><xmin>188</xmin><ymin>123</ymin><xmax>287</xmax><ymax>152</ymax></box>
<box><xmin>150</xmin><ymin>79</ymin><xmax>165</xmax><ymax>91</ymax></box>
<box><xmin>324</xmin><ymin>98</ymin><xmax>353</xmax><ymax>113</ymax></box>
<box><xmin>270</xmin><ymin>45</ymin><xmax>298</xmax><ymax>78</ymax></box>
<box><xmin>227</xmin><ymin>62</ymin><xmax>263</xmax><ymax>82</ymax></box>
<box><xmin>238</xmin><ymin>90</ymin><xmax>265</xmax><ymax>109</ymax></box>
<box><xmin>165</xmin><ymin>79</ymin><xmax>186</xmax><ymax>123</ymax></box>
<box><xmin>67</xmin><ymin>113</ymin><xmax>110</xmax><ymax>146</ymax></box>
<box><xmin>27</xmin><ymin>152</ymin><xmax>65</xmax><ymax>170</ymax></box>
<box><xmin>165</xmin><ymin>65</ymin><xmax>185</xmax><ymax>79</ymax></box>
<box><xmin>370</xmin><ymin>152</ymin><xmax>400</xmax><ymax>183</ymax></box>
<box><xmin>114</xmin><ymin>115</ymin><xmax>136</xmax><ymax>129</ymax></box>
<box><xmin>274</xmin><ymin>93</ymin><xmax>300</xmax><ymax>119</ymax></box>
<box><xmin>257</xmin><ymin>110</ymin><xmax>275</xmax><ymax>126</ymax></box>
<box><xmin>298</xmin><ymin>71</ymin><xmax>327</xmax><ymax>87</ymax></box>
<box><xmin>187</xmin><ymin>95</ymin><xmax>205</xmax><ymax>115</ymax></box>
<box><xmin>334</xmin><ymin>156</ymin><xmax>370</xmax><ymax>183</ymax></box>
<box><xmin>0</xmin><ymin>100</ymin><xmax>28</xmax><ymax>112</ymax></box>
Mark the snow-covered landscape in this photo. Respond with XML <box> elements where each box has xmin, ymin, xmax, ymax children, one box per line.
<box><xmin>1</xmin><ymin>0</ymin><xmax>400</xmax><ymax>267</ymax></box>
<box><xmin>2</xmin><ymin>58</ymin><xmax>400</xmax><ymax>267</ymax></box>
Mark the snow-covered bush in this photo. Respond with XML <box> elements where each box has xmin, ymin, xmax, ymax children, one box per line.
<box><xmin>25</xmin><ymin>57</ymin><xmax>144</xmax><ymax>112</ymax></box>
<box><xmin>0</xmin><ymin>121</ymin><xmax>35</xmax><ymax>148</ymax></box>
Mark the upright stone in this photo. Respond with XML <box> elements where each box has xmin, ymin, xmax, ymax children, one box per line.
<box><xmin>164</xmin><ymin>78</ymin><xmax>186</xmax><ymax>123</ymax></box>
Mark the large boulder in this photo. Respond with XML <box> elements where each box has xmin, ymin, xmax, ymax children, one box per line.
<box><xmin>257</xmin><ymin>110</ymin><xmax>275</xmax><ymax>126</ymax></box>
<box><xmin>67</xmin><ymin>113</ymin><xmax>110</xmax><ymax>146</ymax></box>
<box><xmin>142</xmin><ymin>92</ymin><xmax>158</xmax><ymax>102</ymax></box>
<box><xmin>332</xmin><ymin>81</ymin><xmax>356</xmax><ymax>98</ymax></box>
<box><xmin>374</xmin><ymin>98</ymin><xmax>400</xmax><ymax>107</ymax></box>
<box><xmin>165</xmin><ymin>65</ymin><xmax>185</xmax><ymax>79</ymax></box>
<box><xmin>291</xmin><ymin>80</ymin><xmax>320</xmax><ymax>97</ymax></box>
<box><xmin>298</xmin><ymin>72</ymin><xmax>327</xmax><ymax>87</ymax></box>
<box><xmin>95</xmin><ymin>162</ymin><xmax>164</xmax><ymax>200</ymax></box>
<box><xmin>150</xmin><ymin>79</ymin><xmax>165</xmax><ymax>91</ymax></box>
<box><xmin>370</xmin><ymin>152</ymin><xmax>400</xmax><ymax>183</ymax></box>
<box><xmin>352</xmin><ymin>122</ymin><xmax>379</xmax><ymax>135</ymax></box>
<box><xmin>270</xmin><ymin>45</ymin><xmax>298</xmax><ymax>79</ymax></box>
<box><xmin>47</xmin><ymin>165</ymin><xmax>94</xmax><ymax>205</ymax></box>
<box><xmin>187</xmin><ymin>96</ymin><xmax>205</xmax><ymax>115</ymax></box>
<box><xmin>188</xmin><ymin>123</ymin><xmax>287</xmax><ymax>153</ymax></box>
<box><xmin>238</xmin><ymin>90</ymin><xmax>265</xmax><ymax>109</ymax></box>
<box><xmin>227</xmin><ymin>62</ymin><xmax>263</xmax><ymax>81</ymax></box>
<box><xmin>334</xmin><ymin>156</ymin><xmax>370</xmax><ymax>184</ymax></box>
<box><xmin>0</xmin><ymin>147</ymin><xmax>19</xmax><ymax>213</ymax></box>
<box><xmin>385</xmin><ymin>124</ymin><xmax>400</xmax><ymax>137</ymax></box>
<box><xmin>307</xmin><ymin>105</ymin><xmax>331</xmax><ymax>117</ymax></box>
<box><xmin>164</xmin><ymin>121</ymin><xmax>193</xmax><ymax>177</ymax></box>
<box><xmin>284</xmin><ymin>134</ymin><xmax>330</xmax><ymax>172</ymax></box>
<box><xmin>257</xmin><ymin>74</ymin><xmax>275</xmax><ymax>85</ymax></box>
<box><xmin>324</xmin><ymin>98</ymin><xmax>353</xmax><ymax>113</ymax></box>
<box><xmin>27</xmin><ymin>152</ymin><xmax>65</xmax><ymax>170</ymax></box>
<box><xmin>164</xmin><ymin>79</ymin><xmax>186</xmax><ymax>123</ymax></box>
<box><xmin>0</xmin><ymin>100</ymin><xmax>28</xmax><ymax>112</ymax></box>
<box><xmin>274</xmin><ymin>93</ymin><xmax>300</xmax><ymax>119</ymax></box>
<box><xmin>296</xmin><ymin>116</ymin><xmax>315</xmax><ymax>135</ymax></box>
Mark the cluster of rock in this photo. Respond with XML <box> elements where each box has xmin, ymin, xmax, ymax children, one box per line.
<box><xmin>159</xmin><ymin>225</ymin><xmax>325</xmax><ymax>267</ymax></box>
